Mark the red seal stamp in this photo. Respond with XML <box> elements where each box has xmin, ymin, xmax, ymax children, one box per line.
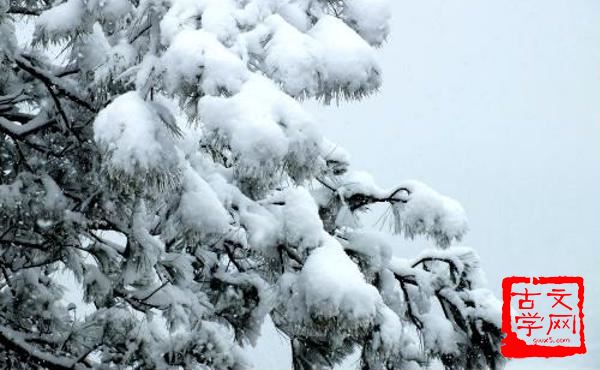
<box><xmin>501</xmin><ymin>276</ymin><xmax>586</xmax><ymax>358</ymax></box>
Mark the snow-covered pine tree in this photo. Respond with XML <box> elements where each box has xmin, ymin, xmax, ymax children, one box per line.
<box><xmin>0</xmin><ymin>0</ymin><xmax>505</xmax><ymax>369</ymax></box>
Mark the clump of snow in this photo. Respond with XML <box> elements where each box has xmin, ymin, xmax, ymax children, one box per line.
<box><xmin>93</xmin><ymin>91</ymin><xmax>179</xmax><ymax>179</ymax></box>
<box><xmin>76</xmin><ymin>23</ymin><xmax>136</xmax><ymax>84</ymax></box>
<box><xmin>0</xmin><ymin>13</ymin><xmax>17</xmax><ymax>54</ymax></box>
<box><xmin>309</xmin><ymin>16</ymin><xmax>381</xmax><ymax>102</ymax></box>
<box><xmin>239</xmin><ymin>201</ymin><xmax>280</xmax><ymax>251</ymax></box>
<box><xmin>342</xmin><ymin>0</ymin><xmax>391</xmax><ymax>46</ymax></box>
<box><xmin>279</xmin><ymin>187</ymin><xmax>324</xmax><ymax>251</ymax></box>
<box><xmin>0</xmin><ymin>177</ymin><xmax>24</xmax><ymax>208</ymax></box>
<box><xmin>467</xmin><ymin>289</ymin><xmax>502</xmax><ymax>328</ymax></box>
<box><xmin>153</xmin><ymin>280</ymin><xmax>210</xmax><ymax>332</ymax></box>
<box><xmin>41</xmin><ymin>175</ymin><xmax>69</xmax><ymax>210</ymax></box>
<box><xmin>158</xmin><ymin>0</ymin><xmax>383</xmax><ymax>106</ymax></box>
<box><xmin>194</xmin><ymin>321</ymin><xmax>249</xmax><ymax>369</ymax></box>
<box><xmin>35</xmin><ymin>0</ymin><xmax>86</xmax><ymax>43</ymax></box>
<box><xmin>75</xmin><ymin>23</ymin><xmax>110</xmax><ymax>71</ymax></box>
<box><xmin>191</xmin><ymin>165</ymin><xmax>283</xmax><ymax>251</ymax></box>
<box><xmin>277</xmin><ymin>1</ymin><xmax>311</xmax><ymax>31</ymax></box>
<box><xmin>360</xmin><ymin>303</ymin><xmax>405</xmax><ymax>368</ymax></box>
<box><xmin>199</xmin><ymin>75</ymin><xmax>321</xmax><ymax>194</ymax></box>
<box><xmin>235</xmin><ymin>0</ymin><xmax>278</xmax><ymax>29</ymax></box>
<box><xmin>212</xmin><ymin>271</ymin><xmax>273</xmax><ymax>344</ymax></box>
<box><xmin>122</xmin><ymin>204</ymin><xmax>165</xmax><ymax>286</ymax></box>
<box><xmin>321</xmin><ymin>138</ymin><xmax>350</xmax><ymax>175</ymax></box>
<box><xmin>199</xmin><ymin>0</ymin><xmax>240</xmax><ymax>44</ymax></box>
<box><xmin>241</xmin><ymin>13</ymin><xmax>382</xmax><ymax>102</ymax></box>
<box><xmin>294</xmin><ymin>234</ymin><xmax>382</xmax><ymax>322</ymax></box>
<box><xmin>262</xmin><ymin>15</ymin><xmax>322</xmax><ymax>97</ymax></box>
<box><xmin>161</xmin><ymin>29</ymin><xmax>248</xmax><ymax>97</ymax></box>
<box><xmin>34</xmin><ymin>0</ymin><xmax>131</xmax><ymax>44</ymax></box>
<box><xmin>374</xmin><ymin>305</ymin><xmax>402</xmax><ymax>353</ymax></box>
<box><xmin>243</xmin><ymin>15</ymin><xmax>381</xmax><ymax>102</ymax></box>
<box><xmin>87</xmin><ymin>0</ymin><xmax>131</xmax><ymax>23</ymax></box>
<box><xmin>343</xmin><ymin>230</ymin><xmax>393</xmax><ymax>270</ymax></box>
<box><xmin>178</xmin><ymin>166</ymin><xmax>232</xmax><ymax>236</ymax></box>
<box><xmin>392</xmin><ymin>180</ymin><xmax>469</xmax><ymax>248</ymax></box>
<box><xmin>159</xmin><ymin>0</ymin><xmax>204</xmax><ymax>44</ymax></box>
<box><xmin>377</xmin><ymin>268</ymin><xmax>406</xmax><ymax>314</ymax></box>
<box><xmin>420</xmin><ymin>311</ymin><xmax>460</xmax><ymax>355</ymax></box>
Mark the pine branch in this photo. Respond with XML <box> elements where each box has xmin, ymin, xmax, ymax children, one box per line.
<box><xmin>140</xmin><ymin>280</ymin><xmax>170</xmax><ymax>302</ymax></box>
<box><xmin>280</xmin><ymin>244</ymin><xmax>303</xmax><ymax>266</ymax></box>
<box><xmin>14</xmin><ymin>55</ymin><xmax>97</xmax><ymax>113</ymax></box>
<box><xmin>0</xmin><ymin>325</ymin><xmax>87</xmax><ymax>370</ymax></box>
<box><xmin>394</xmin><ymin>273</ymin><xmax>423</xmax><ymax>330</ymax></box>
<box><xmin>412</xmin><ymin>256</ymin><xmax>460</xmax><ymax>283</ymax></box>
<box><xmin>0</xmin><ymin>89</ymin><xmax>25</xmax><ymax>104</ymax></box>
<box><xmin>0</xmin><ymin>111</ymin><xmax>36</xmax><ymax>124</ymax></box>
<box><xmin>0</xmin><ymin>116</ymin><xmax>58</xmax><ymax>139</ymax></box>
<box><xmin>224</xmin><ymin>240</ymin><xmax>246</xmax><ymax>272</ymax></box>
<box><xmin>15</xmin><ymin>256</ymin><xmax>62</xmax><ymax>270</ymax></box>
<box><xmin>7</xmin><ymin>5</ymin><xmax>49</xmax><ymax>15</ymax></box>
<box><xmin>317</xmin><ymin>177</ymin><xmax>410</xmax><ymax>211</ymax></box>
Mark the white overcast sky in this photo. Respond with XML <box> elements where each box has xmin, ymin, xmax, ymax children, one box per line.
<box><xmin>249</xmin><ymin>0</ymin><xmax>600</xmax><ymax>369</ymax></box>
